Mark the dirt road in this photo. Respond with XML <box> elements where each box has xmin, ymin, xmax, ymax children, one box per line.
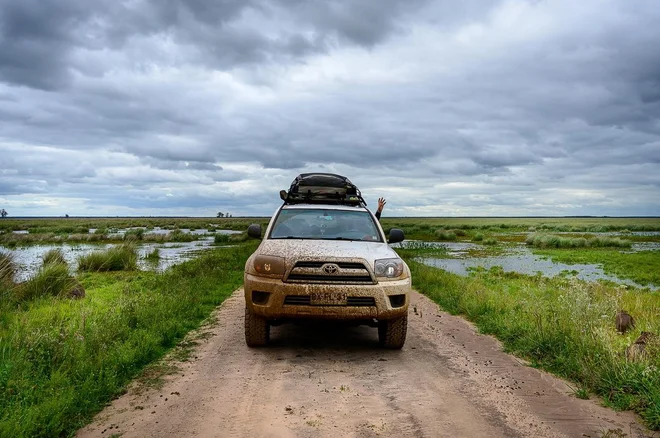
<box><xmin>78</xmin><ymin>289</ymin><xmax>648</xmax><ymax>438</ymax></box>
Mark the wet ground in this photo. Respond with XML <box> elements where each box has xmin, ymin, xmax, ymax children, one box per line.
<box><xmin>1</xmin><ymin>229</ymin><xmax>241</xmax><ymax>282</ymax></box>
<box><xmin>397</xmin><ymin>241</ymin><xmax>658</xmax><ymax>290</ymax></box>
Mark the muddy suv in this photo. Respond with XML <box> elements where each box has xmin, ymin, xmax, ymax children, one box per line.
<box><xmin>244</xmin><ymin>175</ymin><xmax>410</xmax><ymax>349</ymax></box>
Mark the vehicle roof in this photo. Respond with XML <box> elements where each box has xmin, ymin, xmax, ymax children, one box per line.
<box><xmin>281</xmin><ymin>203</ymin><xmax>369</xmax><ymax>212</ymax></box>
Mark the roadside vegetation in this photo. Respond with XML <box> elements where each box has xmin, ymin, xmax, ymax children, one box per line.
<box><xmin>397</xmin><ymin>246</ymin><xmax>660</xmax><ymax>430</ymax></box>
<box><xmin>0</xmin><ymin>242</ymin><xmax>257</xmax><ymax>437</ymax></box>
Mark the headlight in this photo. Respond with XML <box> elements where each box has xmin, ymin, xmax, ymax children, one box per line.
<box><xmin>374</xmin><ymin>258</ymin><xmax>404</xmax><ymax>278</ymax></box>
<box><xmin>253</xmin><ymin>255</ymin><xmax>286</xmax><ymax>278</ymax></box>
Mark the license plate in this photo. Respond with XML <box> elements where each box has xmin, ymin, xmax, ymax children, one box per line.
<box><xmin>310</xmin><ymin>292</ymin><xmax>347</xmax><ymax>305</ymax></box>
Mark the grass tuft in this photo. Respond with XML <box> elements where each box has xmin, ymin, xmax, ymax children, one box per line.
<box><xmin>42</xmin><ymin>248</ymin><xmax>67</xmax><ymax>266</ymax></box>
<box><xmin>145</xmin><ymin>247</ymin><xmax>160</xmax><ymax>261</ymax></box>
<box><xmin>526</xmin><ymin>234</ymin><xmax>632</xmax><ymax>248</ymax></box>
<box><xmin>14</xmin><ymin>262</ymin><xmax>78</xmax><ymax>302</ymax></box>
<box><xmin>435</xmin><ymin>229</ymin><xmax>457</xmax><ymax>241</ymax></box>
<box><xmin>78</xmin><ymin>243</ymin><xmax>138</xmax><ymax>272</ymax></box>
<box><xmin>1</xmin><ymin>252</ymin><xmax>16</xmax><ymax>292</ymax></box>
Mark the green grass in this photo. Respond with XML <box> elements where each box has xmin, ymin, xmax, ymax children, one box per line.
<box><xmin>12</xmin><ymin>262</ymin><xmax>78</xmax><ymax>303</ymax></box>
<box><xmin>397</xmin><ymin>248</ymin><xmax>660</xmax><ymax>430</ymax></box>
<box><xmin>0</xmin><ymin>253</ymin><xmax>16</xmax><ymax>295</ymax></box>
<box><xmin>42</xmin><ymin>248</ymin><xmax>67</xmax><ymax>265</ymax></box>
<box><xmin>0</xmin><ymin>242</ymin><xmax>257</xmax><ymax>437</ymax></box>
<box><xmin>434</xmin><ymin>229</ymin><xmax>457</xmax><ymax>241</ymax></box>
<box><xmin>77</xmin><ymin>244</ymin><xmax>138</xmax><ymax>272</ymax></box>
<box><xmin>534</xmin><ymin>249</ymin><xmax>660</xmax><ymax>287</ymax></box>
<box><xmin>526</xmin><ymin>234</ymin><xmax>632</xmax><ymax>249</ymax></box>
<box><xmin>145</xmin><ymin>247</ymin><xmax>160</xmax><ymax>261</ymax></box>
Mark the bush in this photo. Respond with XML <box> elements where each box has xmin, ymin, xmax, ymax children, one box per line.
<box><xmin>42</xmin><ymin>248</ymin><xmax>67</xmax><ymax>266</ymax></box>
<box><xmin>472</xmin><ymin>233</ymin><xmax>484</xmax><ymax>242</ymax></box>
<box><xmin>78</xmin><ymin>244</ymin><xmax>138</xmax><ymax>272</ymax></box>
<box><xmin>483</xmin><ymin>238</ymin><xmax>498</xmax><ymax>245</ymax></box>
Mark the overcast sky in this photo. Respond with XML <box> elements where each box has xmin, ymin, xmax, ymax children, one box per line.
<box><xmin>1</xmin><ymin>0</ymin><xmax>659</xmax><ymax>217</ymax></box>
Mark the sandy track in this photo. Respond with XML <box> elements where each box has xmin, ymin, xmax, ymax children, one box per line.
<box><xmin>77</xmin><ymin>289</ymin><xmax>649</xmax><ymax>438</ymax></box>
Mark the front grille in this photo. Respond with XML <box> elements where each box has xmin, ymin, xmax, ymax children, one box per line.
<box><xmin>286</xmin><ymin>274</ymin><xmax>373</xmax><ymax>283</ymax></box>
<box><xmin>294</xmin><ymin>261</ymin><xmax>366</xmax><ymax>269</ymax></box>
<box><xmin>346</xmin><ymin>297</ymin><xmax>375</xmax><ymax>306</ymax></box>
<box><xmin>284</xmin><ymin>295</ymin><xmax>311</xmax><ymax>305</ymax></box>
<box><xmin>286</xmin><ymin>261</ymin><xmax>374</xmax><ymax>284</ymax></box>
<box><xmin>282</xmin><ymin>295</ymin><xmax>375</xmax><ymax>307</ymax></box>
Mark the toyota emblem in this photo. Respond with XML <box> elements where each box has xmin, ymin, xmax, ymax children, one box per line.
<box><xmin>322</xmin><ymin>263</ymin><xmax>339</xmax><ymax>274</ymax></box>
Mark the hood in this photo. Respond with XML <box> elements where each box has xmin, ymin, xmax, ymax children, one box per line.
<box><xmin>258</xmin><ymin>239</ymin><xmax>399</xmax><ymax>268</ymax></box>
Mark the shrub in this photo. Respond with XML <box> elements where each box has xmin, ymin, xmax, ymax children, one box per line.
<box><xmin>483</xmin><ymin>238</ymin><xmax>498</xmax><ymax>245</ymax></box>
<box><xmin>42</xmin><ymin>248</ymin><xmax>67</xmax><ymax>266</ymax></box>
<box><xmin>78</xmin><ymin>244</ymin><xmax>138</xmax><ymax>272</ymax></box>
<box><xmin>472</xmin><ymin>233</ymin><xmax>484</xmax><ymax>242</ymax></box>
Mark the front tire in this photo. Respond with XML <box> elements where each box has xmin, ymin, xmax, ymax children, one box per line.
<box><xmin>378</xmin><ymin>315</ymin><xmax>408</xmax><ymax>349</ymax></box>
<box><xmin>245</xmin><ymin>306</ymin><xmax>270</xmax><ymax>347</ymax></box>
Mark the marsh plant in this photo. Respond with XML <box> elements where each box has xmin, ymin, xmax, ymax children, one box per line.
<box><xmin>78</xmin><ymin>243</ymin><xmax>138</xmax><ymax>272</ymax></box>
<box><xmin>15</xmin><ymin>261</ymin><xmax>78</xmax><ymax>302</ymax></box>
<box><xmin>1</xmin><ymin>252</ymin><xmax>16</xmax><ymax>292</ymax></box>
<box><xmin>526</xmin><ymin>234</ymin><xmax>632</xmax><ymax>249</ymax></box>
<box><xmin>42</xmin><ymin>248</ymin><xmax>67</xmax><ymax>265</ymax></box>
<box><xmin>145</xmin><ymin>247</ymin><xmax>160</xmax><ymax>261</ymax></box>
<box><xmin>434</xmin><ymin>229</ymin><xmax>457</xmax><ymax>241</ymax></box>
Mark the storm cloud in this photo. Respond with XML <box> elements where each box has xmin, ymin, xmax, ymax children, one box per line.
<box><xmin>0</xmin><ymin>0</ymin><xmax>659</xmax><ymax>217</ymax></box>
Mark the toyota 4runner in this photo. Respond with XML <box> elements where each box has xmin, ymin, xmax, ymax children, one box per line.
<box><xmin>244</xmin><ymin>175</ymin><xmax>411</xmax><ymax>349</ymax></box>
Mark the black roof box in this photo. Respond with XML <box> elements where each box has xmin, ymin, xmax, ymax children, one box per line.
<box><xmin>280</xmin><ymin>173</ymin><xmax>366</xmax><ymax>206</ymax></box>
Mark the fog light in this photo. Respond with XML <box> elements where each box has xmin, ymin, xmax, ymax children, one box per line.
<box><xmin>388</xmin><ymin>294</ymin><xmax>406</xmax><ymax>308</ymax></box>
<box><xmin>251</xmin><ymin>291</ymin><xmax>270</xmax><ymax>305</ymax></box>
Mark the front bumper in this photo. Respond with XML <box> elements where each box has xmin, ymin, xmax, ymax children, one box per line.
<box><xmin>244</xmin><ymin>273</ymin><xmax>410</xmax><ymax>321</ymax></box>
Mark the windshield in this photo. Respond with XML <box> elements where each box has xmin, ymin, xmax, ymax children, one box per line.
<box><xmin>269</xmin><ymin>208</ymin><xmax>382</xmax><ymax>241</ymax></box>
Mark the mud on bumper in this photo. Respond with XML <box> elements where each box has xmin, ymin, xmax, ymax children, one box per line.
<box><xmin>244</xmin><ymin>273</ymin><xmax>410</xmax><ymax>321</ymax></box>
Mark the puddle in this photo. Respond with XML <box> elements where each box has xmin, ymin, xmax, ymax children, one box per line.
<box><xmin>402</xmin><ymin>242</ymin><xmax>656</xmax><ymax>290</ymax></box>
<box><xmin>1</xmin><ymin>240</ymin><xmax>218</xmax><ymax>282</ymax></box>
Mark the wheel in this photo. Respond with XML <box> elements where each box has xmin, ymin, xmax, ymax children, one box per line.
<box><xmin>245</xmin><ymin>306</ymin><xmax>270</xmax><ymax>347</ymax></box>
<box><xmin>378</xmin><ymin>315</ymin><xmax>407</xmax><ymax>349</ymax></box>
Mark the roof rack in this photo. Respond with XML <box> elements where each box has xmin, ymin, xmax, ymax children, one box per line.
<box><xmin>279</xmin><ymin>173</ymin><xmax>367</xmax><ymax>207</ymax></box>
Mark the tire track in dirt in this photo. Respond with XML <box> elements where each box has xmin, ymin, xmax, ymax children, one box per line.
<box><xmin>77</xmin><ymin>289</ymin><xmax>650</xmax><ymax>438</ymax></box>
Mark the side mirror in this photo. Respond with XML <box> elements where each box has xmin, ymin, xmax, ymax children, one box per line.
<box><xmin>247</xmin><ymin>224</ymin><xmax>262</xmax><ymax>239</ymax></box>
<box><xmin>388</xmin><ymin>228</ymin><xmax>404</xmax><ymax>244</ymax></box>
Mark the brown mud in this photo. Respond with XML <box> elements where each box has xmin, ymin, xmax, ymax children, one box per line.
<box><xmin>77</xmin><ymin>289</ymin><xmax>650</xmax><ymax>438</ymax></box>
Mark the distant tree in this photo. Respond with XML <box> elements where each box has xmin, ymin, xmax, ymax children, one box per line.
<box><xmin>217</xmin><ymin>212</ymin><xmax>224</xmax><ymax>218</ymax></box>
<box><xmin>226</xmin><ymin>212</ymin><xmax>230</xmax><ymax>218</ymax></box>
<box><xmin>0</xmin><ymin>209</ymin><xmax>7</xmax><ymax>218</ymax></box>
<box><xmin>65</xmin><ymin>214</ymin><xmax>70</xmax><ymax>218</ymax></box>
